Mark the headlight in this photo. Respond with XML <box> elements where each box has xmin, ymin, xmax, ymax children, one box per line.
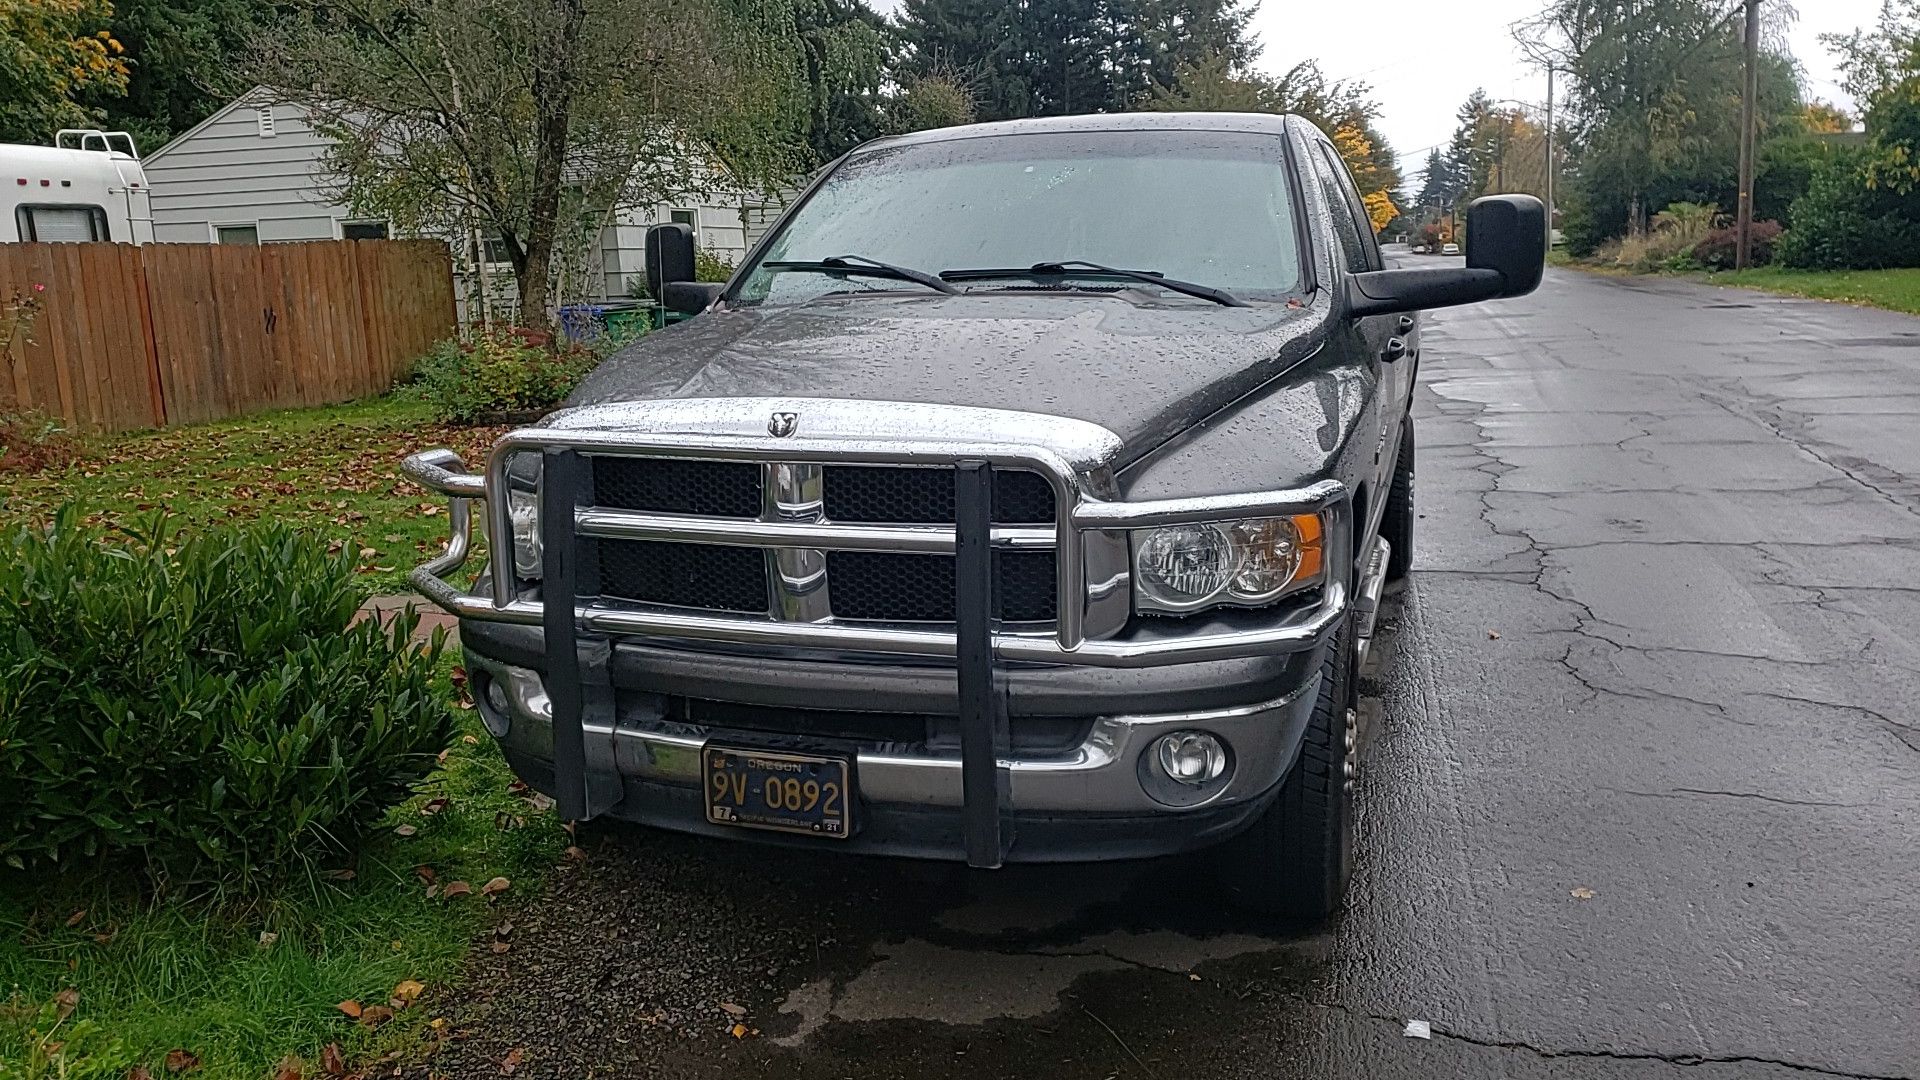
<box><xmin>1133</xmin><ymin>513</ymin><xmax>1325</xmax><ymax>615</ymax></box>
<box><xmin>505</xmin><ymin>454</ymin><xmax>542</xmax><ymax>579</ymax></box>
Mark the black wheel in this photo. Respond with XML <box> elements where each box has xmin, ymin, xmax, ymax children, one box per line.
<box><xmin>1382</xmin><ymin>421</ymin><xmax>1414</xmax><ymax>583</ymax></box>
<box><xmin>1212</xmin><ymin>616</ymin><xmax>1358</xmax><ymax>921</ymax></box>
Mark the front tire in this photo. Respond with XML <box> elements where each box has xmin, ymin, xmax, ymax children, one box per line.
<box><xmin>1212</xmin><ymin>617</ymin><xmax>1358</xmax><ymax>921</ymax></box>
<box><xmin>1382</xmin><ymin>421</ymin><xmax>1415</xmax><ymax>583</ymax></box>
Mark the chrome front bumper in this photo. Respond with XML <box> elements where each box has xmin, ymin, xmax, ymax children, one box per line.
<box><xmin>466</xmin><ymin>649</ymin><xmax>1323</xmax><ymax>854</ymax></box>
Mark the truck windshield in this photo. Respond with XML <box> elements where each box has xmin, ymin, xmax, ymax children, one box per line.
<box><xmin>733</xmin><ymin>129</ymin><xmax>1303</xmax><ymax>306</ymax></box>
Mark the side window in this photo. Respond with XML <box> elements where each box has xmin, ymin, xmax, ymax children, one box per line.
<box><xmin>1308</xmin><ymin>147</ymin><xmax>1370</xmax><ymax>274</ymax></box>
<box><xmin>17</xmin><ymin>205</ymin><xmax>109</xmax><ymax>242</ymax></box>
<box><xmin>1305</xmin><ymin>144</ymin><xmax>1382</xmax><ymax>272</ymax></box>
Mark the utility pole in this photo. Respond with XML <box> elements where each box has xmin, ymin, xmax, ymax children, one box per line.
<box><xmin>1736</xmin><ymin>0</ymin><xmax>1761</xmax><ymax>269</ymax></box>
<box><xmin>1545</xmin><ymin>64</ymin><xmax>1556</xmax><ymax>247</ymax></box>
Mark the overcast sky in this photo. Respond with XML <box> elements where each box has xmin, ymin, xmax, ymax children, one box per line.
<box><xmin>868</xmin><ymin>0</ymin><xmax>1886</xmax><ymax>178</ymax></box>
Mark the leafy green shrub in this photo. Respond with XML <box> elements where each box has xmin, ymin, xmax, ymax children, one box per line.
<box><xmin>0</xmin><ymin>511</ymin><xmax>452</xmax><ymax>893</ymax></box>
<box><xmin>1693</xmin><ymin>220</ymin><xmax>1784</xmax><ymax>270</ymax></box>
<box><xmin>1778</xmin><ymin>151</ymin><xmax>1920</xmax><ymax>270</ymax></box>
<box><xmin>408</xmin><ymin>330</ymin><xmax>601</xmax><ymax>423</ymax></box>
<box><xmin>694</xmin><ymin>247</ymin><xmax>736</xmax><ymax>283</ymax></box>
<box><xmin>0</xmin><ymin>409</ymin><xmax>82</xmax><ymax>475</ymax></box>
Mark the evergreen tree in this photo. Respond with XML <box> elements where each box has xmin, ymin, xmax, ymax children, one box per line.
<box><xmin>89</xmin><ymin>0</ymin><xmax>265</xmax><ymax>150</ymax></box>
<box><xmin>894</xmin><ymin>0</ymin><xmax>1256</xmax><ymax>120</ymax></box>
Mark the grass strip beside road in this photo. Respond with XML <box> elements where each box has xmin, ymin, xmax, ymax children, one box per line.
<box><xmin>1696</xmin><ymin>266</ymin><xmax>1920</xmax><ymax>316</ymax></box>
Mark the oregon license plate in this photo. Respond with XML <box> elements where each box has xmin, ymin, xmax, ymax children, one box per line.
<box><xmin>702</xmin><ymin>746</ymin><xmax>853</xmax><ymax>839</ymax></box>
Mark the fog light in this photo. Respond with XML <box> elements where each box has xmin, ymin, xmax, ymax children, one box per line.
<box><xmin>1139</xmin><ymin>731</ymin><xmax>1233</xmax><ymax>807</ymax></box>
<box><xmin>478</xmin><ymin>675</ymin><xmax>512</xmax><ymax>738</ymax></box>
<box><xmin>1158</xmin><ymin>732</ymin><xmax>1227</xmax><ymax>784</ymax></box>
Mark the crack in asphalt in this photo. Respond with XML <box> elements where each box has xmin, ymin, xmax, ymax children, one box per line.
<box><xmin>1698</xmin><ymin>383</ymin><xmax>1920</xmax><ymax>521</ymax></box>
<box><xmin>1605</xmin><ymin>786</ymin><xmax>1866</xmax><ymax>809</ymax></box>
<box><xmin>1279</xmin><ymin>993</ymin><xmax>1915</xmax><ymax>1080</ymax></box>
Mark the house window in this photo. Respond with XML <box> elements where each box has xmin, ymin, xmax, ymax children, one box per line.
<box><xmin>215</xmin><ymin>224</ymin><xmax>260</xmax><ymax>245</ymax></box>
<box><xmin>15</xmin><ymin>205</ymin><xmax>109</xmax><ymax>242</ymax></box>
<box><xmin>257</xmin><ymin>106</ymin><xmax>276</xmax><ymax>138</ymax></box>
<box><xmin>669</xmin><ymin>208</ymin><xmax>698</xmax><ymax>239</ymax></box>
<box><xmin>472</xmin><ymin>233</ymin><xmax>513</xmax><ymax>266</ymax></box>
<box><xmin>341</xmin><ymin>220</ymin><xmax>389</xmax><ymax>240</ymax></box>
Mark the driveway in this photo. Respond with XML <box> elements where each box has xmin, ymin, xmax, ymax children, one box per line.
<box><xmin>431</xmin><ymin>268</ymin><xmax>1920</xmax><ymax>1080</ymax></box>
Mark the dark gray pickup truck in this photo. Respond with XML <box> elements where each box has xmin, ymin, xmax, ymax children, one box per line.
<box><xmin>403</xmin><ymin>112</ymin><xmax>1545</xmax><ymax>920</ymax></box>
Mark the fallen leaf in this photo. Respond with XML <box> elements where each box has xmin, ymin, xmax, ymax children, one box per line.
<box><xmin>94</xmin><ymin>930</ymin><xmax>117</xmax><ymax>945</ymax></box>
<box><xmin>394</xmin><ymin>824</ymin><xmax>417</xmax><ymax>837</ymax></box>
<box><xmin>436</xmin><ymin>748</ymin><xmax>451</xmax><ymax>765</ymax></box>
<box><xmin>54</xmin><ymin>988</ymin><xmax>78</xmax><ymax>1019</ymax></box>
<box><xmin>527</xmin><ymin>793</ymin><xmax>555</xmax><ymax>813</ymax></box>
<box><xmin>564</xmin><ymin>846</ymin><xmax>587</xmax><ymax>862</ymax></box>
<box><xmin>392</xmin><ymin>979</ymin><xmax>426</xmax><ymax>1004</ymax></box>
<box><xmin>336</xmin><ymin>1000</ymin><xmax>363</xmax><ymax>1019</ymax></box>
<box><xmin>414</xmin><ymin>865</ymin><xmax>437</xmax><ymax>884</ymax></box>
<box><xmin>258</xmin><ymin>931</ymin><xmax>278</xmax><ymax>949</ymax></box>
<box><xmin>321</xmin><ymin>1043</ymin><xmax>347</xmax><ymax>1076</ymax></box>
<box><xmin>164</xmin><ymin>1049</ymin><xmax>200</xmax><ymax>1073</ymax></box>
<box><xmin>65</xmin><ymin>909</ymin><xmax>87</xmax><ymax>928</ymax></box>
<box><xmin>357</xmin><ymin>1004</ymin><xmax>395</xmax><ymax>1028</ymax></box>
<box><xmin>271</xmin><ymin>1056</ymin><xmax>303</xmax><ymax>1080</ymax></box>
<box><xmin>729</xmin><ymin>1023</ymin><xmax>750</xmax><ymax>1040</ymax></box>
<box><xmin>494</xmin><ymin>921</ymin><xmax>514</xmax><ymax>938</ymax></box>
<box><xmin>126</xmin><ymin>1067</ymin><xmax>154</xmax><ymax>1080</ymax></box>
<box><xmin>323</xmin><ymin>868</ymin><xmax>356</xmax><ymax>881</ymax></box>
<box><xmin>462</xmin><ymin>734</ymin><xmax>479</xmax><ymax>745</ymax></box>
<box><xmin>429</xmin><ymin>1018</ymin><xmax>449</xmax><ymax>1032</ymax></box>
<box><xmin>424</xmin><ymin>884</ymin><xmax>439</xmax><ymax>899</ymax></box>
<box><xmin>420</xmin><ymin>797</ymin><xmax>450</xmax><ymax>816</ymax></box>
<box><xmin>480</xmin><ymin>876</ymin><xmax>511</xmax><ymax>897</ymax></box>
<box><xmin>441</xmin><ymin>881</ymin><xmax>473</xmax><ymax>899</ymax></box>
<box><xmin>500</xmin><ymin>1048</ymin><xmax>523</xmax><ymax>1075</ymax></box>
<box><xmin>1571</xmin><ymin>886</ymin><xmax>1597</xmax><ymax>900</ymax></box>
<box><xmin>489</xmin><ymin>941</ymin><xmax>512</xmax><ymax>954</ymax></box>
<box><xmin>719</xmin><ymin>1002</ymin><xmax>748</xmax><ymax>1018</ymax></box>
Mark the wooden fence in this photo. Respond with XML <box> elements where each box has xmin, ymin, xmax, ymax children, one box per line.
<box><xmin>0</xmin><ymin>240</ymin><xmax>455</xmax><ymax>432</ymax></box>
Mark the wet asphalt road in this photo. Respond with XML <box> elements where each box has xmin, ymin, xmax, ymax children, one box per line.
<box><xmin>436</xmin><ymin>267</ymin><xmax>1920</xmax><ymax>1079</ymax></box>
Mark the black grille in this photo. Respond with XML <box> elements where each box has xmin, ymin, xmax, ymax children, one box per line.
<box><xmin>594</xmin><ymin>458</ymin><xmax>761</xmax><ymax>517</ymax></box>
<box><xmin>827</xmin><ymin>550</ymin><xmax>1056</xmax><ymax>622</ymax></box>
<box><xmin>598</xmin><ymin>540</ymin><xmax>766</xmax><ymax>613</ymax></box>
<box><xmin>824</xmin><ymin>467</ymin><xmax>1055</xmax><ymax>525</ymax></box>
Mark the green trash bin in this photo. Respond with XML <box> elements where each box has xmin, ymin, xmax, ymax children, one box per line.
<box><xmin>602</xmin><ymin>305</ymin><xmax>654</xmax><ymax>345</ymax></box>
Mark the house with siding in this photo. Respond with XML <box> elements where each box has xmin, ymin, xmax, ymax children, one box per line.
<box><xmin>142</xmin><ymin>89</ymin><xmax>776</xmax><ymax>309</ymax></box>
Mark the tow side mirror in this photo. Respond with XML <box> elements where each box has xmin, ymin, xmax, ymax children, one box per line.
<box><xmin>645</xmin><ymin>222</ymin><xmax>696</xmax><ymax>300</ymax></box>
<box><xmin>663</xmin><ymin>281</ymin><xmax>723</xmax><ymax>315</ymax></box>
<box><xmin>1346</xmin><ymin>195</ymin><xmax>1546</xmax><ymax>317</ymax></box>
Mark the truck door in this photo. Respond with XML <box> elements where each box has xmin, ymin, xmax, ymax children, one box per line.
<box><xmin>1308</xmin><ymin>142</ymin><xmax>1405</xmax><ymax>523</ymax></box>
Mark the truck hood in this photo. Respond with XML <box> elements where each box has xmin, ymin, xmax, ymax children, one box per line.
<box><xmin>565</xmin><ymin>292</ymin><xmax>1327</xmax><ymax>467</ymax></box>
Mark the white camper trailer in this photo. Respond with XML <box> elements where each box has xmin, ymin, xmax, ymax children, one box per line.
<box><xmin>1</xmin><ymin>130</ymin><xmax>154</xmax><ymax>245</ymax></box>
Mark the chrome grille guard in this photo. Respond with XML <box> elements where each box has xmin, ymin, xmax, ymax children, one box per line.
<box><xmin>403</xmin><ymin>399</ymin><xmax>1351</xmax><ymax>863</ymax></box>
<box><xmin>401</xmin><ymin>400</ymin><xmax>1351</xmax><ymax>670</ymax></box>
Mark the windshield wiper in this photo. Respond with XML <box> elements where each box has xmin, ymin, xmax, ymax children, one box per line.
<box><xmin>762</xmin><ymin>254</ymin><xmax>958</xmax><ymax>295</ymax></box>
<box><xmin>940</xmin><ymin>260</ymin><xmax>1247</xmax><ymax>307</ymax></box>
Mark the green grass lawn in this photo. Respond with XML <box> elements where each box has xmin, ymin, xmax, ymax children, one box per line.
<box><xmin>0</xmin><ymin>396</ymin><xmax>510</xmax><ymax>596</ymax></box>
<box><xmin>0</xmin><ymin>692</ymin><xmax>566</xmax><ymax>1080</ymax></box>
<box><xmin>1</xmin><ymin>396</ymin><xmax>563</xmax><ymax>1079</ymax></box>
<box><xmin>1698</xmin><ymin>265</ymin><xmax>1920</xmax><ymax>316</ymax></box>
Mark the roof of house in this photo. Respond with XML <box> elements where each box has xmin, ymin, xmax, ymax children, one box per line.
<box><xmin>144</xmin><ymin>87</ymin><xmax>275</xmax><ymax>162</ymax></box>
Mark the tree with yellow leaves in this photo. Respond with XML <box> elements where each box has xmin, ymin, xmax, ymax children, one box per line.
<box><xmin>0</xmin><ymin>0</ymin><xmax>129</xmax><ymax>144</ymax></box>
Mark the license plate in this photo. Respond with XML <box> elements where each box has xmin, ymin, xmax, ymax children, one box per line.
<box><xmin>702</xmin><ymin>746</ymin><xmax>853</xmax><ymax>839</ymax></box>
